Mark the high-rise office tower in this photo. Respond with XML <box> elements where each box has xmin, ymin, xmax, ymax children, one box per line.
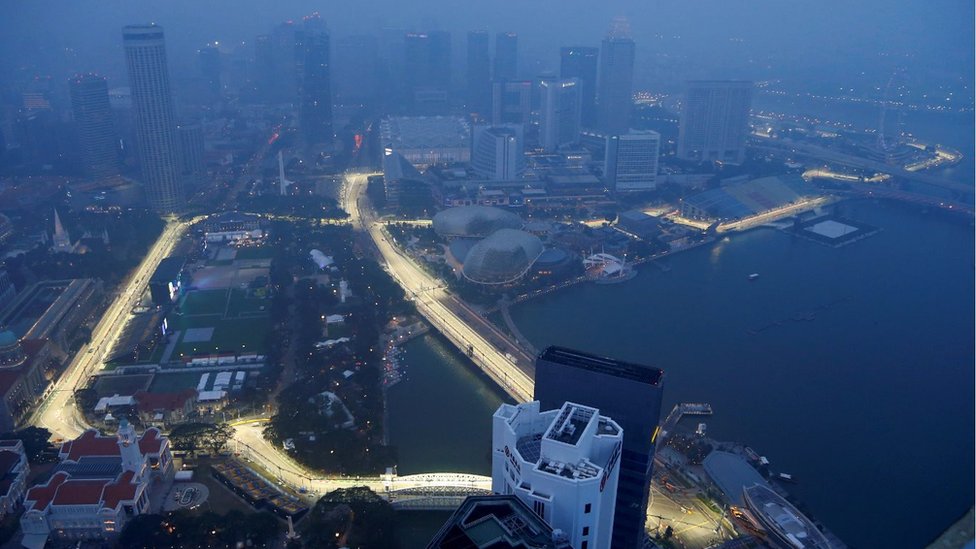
<box><xmin>494</xmin><ymin>32</ymin><xmax>518</xmax><ymax>81</ymax></box>
<box><xmin>677</xmin><ymin>80</ymin><xmax>753</xmax><ymax>164</ymax></box>
<box><xmin>466</xmin><ymin>31</ymin><xmax>491</xmax><ymax>117</ymax></box>
<box><xmin>492</xmin><ymin>400</ymin><xmax>623</xmax><ymax>549</ymax></box>
<box><xmin>333</xmin><ymin>35</ymin><xmax>380</xmax><ymax>107</ymax></box>
<box><xmin>271</xmin><ymin>20</ymin><xmax>299</xmax><ymax>101</ymax></box>
<box><xmin>123</xmin><ymin>24</ymin><xmax>185</xmax><ymax>212</ymax></box>
<box><xmin>604</xmin><ymin>130</ymin><xmax>660</xmax><ymax>192</ymax></box>
<box><xmin>596</xmin><ymin>19</ymin><xmax>636</xmax><ymax>135</ymax></box>
<box><xmin>68</xmin><ymin>74</ymin><xmax>120</xmax><ymax>180</ymax></box>
<box><xmin>560</xmin><ymin>46</ymin><xmax>599</xmax><ymax>128</ymax></box>
<box><xmin>471</xmin><ymin>125</ymin><xmax>524</xmax><ymax>180</ymax></box>
<box><xmin>197</xmin><ymin>43</ymin><xmax>221</xmax><ymax>99</ymax></box>
<box><xmin>491</xmin><ymin>80</ymin><xmax>532</xmax><ymax>126</ymax></box>
<box><xmin>253</xmin><ymin>34</ymin><xmax>275</xmax><ymax>102</ymax></box>
<box><xmin>404</xmin><ymin>31</ymin><xmax>451</xmax><ymax>113</ymax></box>
<box><xmin>300</xmin><ymin>14</ymin><xmax>333</xmax><ymax>145</ymax></box>
<box><xmin>428</xmin><ymin>31</ymin><xmax>452</xmax><ymax>91</ymax></box>
<box><xmin>534</xmin><ymin>346</ymin><xmax>664</xmax><ymax>549</ymax></box>
<box><xmin>540</xmin><ymin>78</ymin><xmax>582</xmax><ymax>152</ymax></box>
<box><xmin>177</xmin><ymin>122</ymin><xmax>205</xmax><ymax>190</ymax></box>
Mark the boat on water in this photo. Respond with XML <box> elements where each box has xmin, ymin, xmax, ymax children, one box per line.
<box><xmin>749</xmin><ymin>273</ymin><xmax>760</xmax><ymax>280</ymax></box>
<box><xmin>742</xmin><ymin>484</ymin><xmax>831</xmax><ymax>549</ymax></box>
<box><xmin>583</xmin><ymin>252</ymin><xmax>636</xmax><ymax>284</ymax></box>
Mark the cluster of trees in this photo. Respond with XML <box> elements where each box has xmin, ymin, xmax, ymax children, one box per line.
<box><xmin>168</xmin><ymin>423</ymin><xmax>233</xmax><ymax>456</ymax></box>
<box><xmin>297</xmin><ymin>487</ymin><xmax>399</xmax><ymax>549</ymax></box>
<box><xmin>0</xmin><ymin>426</ymin><xmax>56</xmax><ymax>463</ymax></box>
<box><xmin>235</xmin><ymin>192</ymin><xmax>348</xmax><ymax>220</ymax></box>
<box><xmin>118</xmin><ymin>510</ymin><xmax>280</xmax><ymax>549</ymax></box>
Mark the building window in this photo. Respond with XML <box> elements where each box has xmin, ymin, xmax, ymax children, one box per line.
<box><xmin>582</xmin><ymin>526</ymin><xmax>589</xmax><ymax>536</ymax></box>
<box><xmin>584</xmin><ymin>503</ymin><xmax>591</xmax><ymax>514</ymax></box>
<box><xmin>581</xmin><ymin>542</ymin><xmax>588</xmax><ymax>549</ymax></box>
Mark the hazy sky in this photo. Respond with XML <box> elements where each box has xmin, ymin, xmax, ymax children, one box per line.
<box><xmin>2</xmin><ymin>0</ymin><xmax>973</xmax><ymax>96</ymax></box>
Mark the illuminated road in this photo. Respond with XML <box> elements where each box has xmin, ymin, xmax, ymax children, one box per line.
<box><xmin>232</xmin><ymin>420</ymin><xmax>491</xmax><ymax>502</ymax></box>
<box><xmin>31</xmin><ymin>219</ymin><xmax>192</xmax><ymax>440</ymax></box>
<box><xmin>341</xmin><ymin>172</ymin><xmax>534</xmax><ymax>402</ymax></box>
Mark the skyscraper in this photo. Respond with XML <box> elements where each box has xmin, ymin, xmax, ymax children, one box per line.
<box><xmin>494</xmin><ymin>32</ymin><xmax>518</xmax><ymax>81</ymax></box>
<box><xmin>333</xmin><ymin>35</ymin><xmax>380</xmax><ymax>107</ymax></box>
<box><xmin>428</xmin><ymin>31</ymin><xmax>452</xmax><ymax>91</ymax></box>
<box><xmin>677</xmin><ymin>80</ymin><xmax>753</xmax><ymax>164</ymax></box>
<box><xmin>300</xmin><ymin>14</ymin><xmax>333</xmax><ymax>145</ymax></box>
<box><xmin>471</xmin><ymin>125</ymin><xmax>524</xmax><ymax>180</ymax></box>
<box><xmin>123</xmin><ymin>24</ymin><xmax>185</xmax><ymax>212</ymax></box>
<box><xmin>491</xmin><ymin>80</ymin><xmax>532</xmax><ymax>126</ymax></box>
<box><xmin>540</xmin><ymin>78</ymin><xmax>582</xmax><ymax>152</ymax></box>
<box><xmin>604</xmin><ymin>130</ymin><xmax>660</xmax><ymax>192</ymax></box>
<box><xmin>177</xmin><ymin>122</ymin><xmax>205</xmax><ymax>190</ymax></box>
<box><xmin>492</xmin><ymin>400</ymin><xmax>623</xmax><ymax>549</ymax></box>
<box><xmin>197</xmin><ymin>43</ymin><xmax>221</xmax><ymax>100</ymax></box>
<box><xmin>560</xmin><ymin>46</ymin><xmax>599</xmax><ymax>128</ymax></box>
<box><xmin>253</xmin><ymin>34</ymin><xmax>275</xmax><ymax>102</ymax></box>
<box><xmin>534</xmin><ymin>346</ymin><xmax>664</xmax><ymax>549</ymax></box>
<box><xmin>466</xmin><ymin>31</ymin><xmax>491</xmax><ymax>117</ymax></box>
<box><xmin>68</xmin><ymin>74</ymin><xmax>120</xmax><ymax>180</ymax></box>
<box><xmin>597</xmin><ymin>19</ymin><xmax>636</xmax><ymax>135</ymax></box>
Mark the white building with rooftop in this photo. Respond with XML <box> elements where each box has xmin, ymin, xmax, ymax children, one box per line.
<box><xmin>492</xmin><ymin>401</ymin><xmax>623</xmax><ymax>549</ymax></box>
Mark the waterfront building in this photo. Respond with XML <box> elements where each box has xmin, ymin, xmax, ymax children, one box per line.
<box><xmin>68</xmin><ymin>74</ymin><xmax>120</xmax><ymax>181</ymax></box>
<box><xmin>466</xmin><ymin>31</ymin><xmax>492</xmax><ymax>118</ymax></box>
<box><xmin>677</xmin><ymin>80</ymin><xmax>753</xmax><ymax>164</ymax></box>
<box><xmin>534</xmin><ymin>346</ymin><xmax>664</xmax><ymax>549</ymax></box>
<box><xmin>604</xmin><ymin>130</ymin><xmax>660</xmax><ymax>192</ymax></box>
<box><xmin>462</xmin><ymin>229</ymin><xmax>544</xmax><ymax>285</ymax></box>
<box><xmin>492</xmin><ymin>400</ymin><xmax>623</xmax><ymax>549</ymax></box>
<box><xmin>492</xmin><ymin>80</ymin><xmax>532</xmax><ymax>126</ymax></box>
<box><xmin>494</xmin><ymin>32</ymin><xmax>518</xmax><ymax>81</ymax></box>
<box><xmin>471</xmin><ymin>125</ymin><xmax>524</xmax><ymax>180</ymax></box>
<box><xmin>123</xmin><ymin>24</ymin><xmax>185</xmax><ymax>213</ymax></box>
<box><xmin>742</xmin><ymin>484</ymin><xmax>832</xmax><ymax>549</ymax></box>
<box><xmin>20</xmin><ymin>421</ymin><xmax>173</xmax><ymax>547</ymax></box>
<box><xmin>560</xmin><ymin>47</ymin><xmax>599</xmax><ymax>129</ymax></box>
<box><xmin>427</xmin><ymin>494</ymin><xmax>570</xmax><ymax>548</ymax></box>
<box><xmin>432</xmin><ymin>206</ymin><xmax>523</xmax><ymax>238</ymax></box>
<box><xmin>596</xmin><ymin>19</ymin><xmax>636</xmax><ymax>135</ymax></box>
<box><xmin>540</xmin><ymin>79</ymin><xmax>582</xmax><ymax>152</ymax></box>
<box><xmin>300</xmin><ymin>13</ymin><xmax>333</xmax><ymax>145</ymax></box>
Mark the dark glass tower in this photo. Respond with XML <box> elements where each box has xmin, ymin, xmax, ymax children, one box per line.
<box><xmin>466</xmin><ymin>30</ymin><xmax>491</xmax><ymax>117</ymax></box>
<box><xmin>123</xmin><ymin>24</ymin><xmax>185</xmax><ymax>212</ymax></box>
<box><xmin>494</xmin><ymin>32</ymin><xmax>518</xmax><ymax>81</ymax></box>
<box><xmin>68</xmin><ymin>73</ymin><xmax>120</xmax><ymax>180</ymax></box>
<box><xmin>534</xmin><ymin>346</ymin><xmax>664</xmax><ymax>549</ymax></box>
<box><xmin>597</xmin><ymin>19</ymin><xmax>636</xmax><ymax>135</ymax></box>
<box><xmin>560</xmin><ymin>46</ymin><xmax>599</xmax><ymax>128</ymax></box>
<box><xmin>300</xmin><ymin>14</ymin><xmax>333</xmax><ymax>145</ymax></box>
<box><xmin>197</xmin><ymin>43</ymin><xmax>221</xmax><ymax>99</ymax></box>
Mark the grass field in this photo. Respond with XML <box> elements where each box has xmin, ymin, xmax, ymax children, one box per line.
<box><xmin>93</xmin><ymin>374</ymin><xmax>153</xmax><ymax>397</ymax></box>
<box><xmin>226</xmin><ymin>289</ymin><xmax>268</xmax><ymax>318</ymax></box>
<box><xmin>181</xmin><ymin>289</ymin><xmax>229</xmax><ymax>316</ymax></box>
<box><xmin>148</xmin><ymin>372</ymin><xmax>202</xmax><ymax>393</ymax></box>
<box><xmin>168</xmin><ymin>316</ymin><xmax>269</xmax><ymax>360</ymax></box>
<box><xmin>234</xmin><ymin>247</ymin><xmax>275</xmax><ymax>260</ymax></box>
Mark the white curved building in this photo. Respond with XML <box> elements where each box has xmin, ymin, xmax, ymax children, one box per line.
<box><xmin>462</xmin><ymin>228</ymin><xmax>543</xmax><ymax>285</ymax></box>
<box><xmin>432</xmin><ymin>205</ymin><xmax>523</xmax><ymax>238</ymax></box>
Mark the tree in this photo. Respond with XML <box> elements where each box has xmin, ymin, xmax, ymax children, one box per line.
<box><xmin>301</xmin><ymin>488</ymin><xmax>398</xmax><ymax>549</ymax></box>
<box><xmin>168</xmin><ymin>423</ymin><xmax>232</xmax><ymax>456</ymax></box>
<box><xmin>0</xmin><ymin>427</ymin><xmax>55</xmax><ymax>463</ymax></box>
<box><xmin>118</xmin><ymin>510</ymin><xmax>280</xmax><ymax>548</ymax></box>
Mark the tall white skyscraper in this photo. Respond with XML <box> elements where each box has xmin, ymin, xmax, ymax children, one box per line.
<box><xmin>540</xmin><ymin>78</ymin><xmax>582</xmax><ymax>152</ymax></box>
<box><xmin>123</xmin><ymin>24</ymin><xmax>185</xmax><ymax>212</ymax></box>
<box><xmin>677</xmin><ymin>80</ymin><xmax>753</xmax><ymax>164</ymax></box>
<box><xmin>604</xmin><ymin>130</ymin><xmax>660</xmax><ymax>192</ymax></box>
<box><xmin>471</xmin><ymin>125</ymin><xmax>524</xmax><ymax>180</ymax></box>
<box><xmin>492</xmin><ymin>400</ymin><xmax>623</xmax><ymax>549</ymax></box>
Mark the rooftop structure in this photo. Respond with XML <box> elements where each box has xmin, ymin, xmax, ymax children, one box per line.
<box><xmin>534</xmin><ymin>346</ymin><xmax>664</xmax><ymax>549</ymax></box>
<box><xmin>493</xmin><ymin>401</ymin><xmax>623</xmax><ymax>549</ymax></box>
<box><xmin>427</xmin><ymin>494</ymin><xmax>570</xmax><ymax>548</ymax></box>
<box><xmin>702</xmin><ymin>450</ymin><xmax>770</xmax><ymax>506</ymax></box>
<box><xmin>0</xmin><ymin>440</ymin><xmax>29</xmax><ymax>519</ymax></box>
<box><xmin>743</xmin><ymin>484</ymin><xmax>832</xmax><ymax>549</ymax></box>
<box><xmin>462</xmin><ymin>229</ymin><xmax>544</xmax><ymax>285</ymax></box>
<box><xmin>380</xmin><ymin>116</ymin><xmax>471</xmax><ymax>167</ymax></box>
<box><xmin>0</xmin><ymin>279</ymin><xmax>103</xmax><ymax>352</ymax></box>
<box><xmin>680</xmin><ymin>174</ymin><xmax>814</xmax><ymax>221</ymax></box>
<box><xmin>432</xmin><ymin>206</ymin><xmax>523</xmax><ymax>238</ymax></box>
<box><xmin>202</xmin><ymin>212</ymin><xmax>263</xmax><ymax>243</ymax></box>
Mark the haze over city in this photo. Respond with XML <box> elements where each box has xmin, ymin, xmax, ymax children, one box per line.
<box><xmin>0</xmin><ymin>1</ymin><xmax>971</xmax><ymax>549</ymax></box>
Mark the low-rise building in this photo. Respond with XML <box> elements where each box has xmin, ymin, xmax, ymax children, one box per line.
<box><xmin>0</xmin><ymin>440</ymin><xmax>30</xmax><ymax>519</ymax></box>
<box><xmin>202</xmin><ymin>212</ymin><xmax>263</xmax><ymax>243</ymax></box>
<box><xmin>20</xmin><ymin>421</ymin><xmax>173</xmax><ymax>547</ymax></box>
<box><xmin>427</xmin><ymin>494</ymin><xmax>571</xmax><ymax>548</ymax></box>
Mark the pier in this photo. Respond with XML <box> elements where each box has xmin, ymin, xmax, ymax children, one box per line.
<box><xmin>658</xmin><ymin>402</ymin><xmax>714</xmax><ymax>445</ymax></box>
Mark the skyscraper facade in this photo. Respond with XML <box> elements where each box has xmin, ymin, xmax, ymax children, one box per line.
<box><xmin>177</xmin><ymin>122</ymin><xmax>205</xmax><ymax>190</ymax></box>
<box><xmin>123</xmin><ymin>24</ymin><xmax>185</xmax><ymax>212</ymax></box>
<box><xmin>494</xmin><ymin>32</ymin><xmax>518</xmax><ymax>81</ymax></box>
<box><xmin>534</xmin><ymin>346</ymin><xmax>664</xmax><ymax>549</ymax></box>
<box><xmin>197</xmin><ymin>43</ymin><xmax>221</xmax><ymax>100</ymax></box>
<box><xmin>471</xmin><ymin>125</ymin><xmax>524</xmax><ymax>180</ymax></box>
<box><xmin>604</xmin><ymin>130</ymin><xmax>660</xmax><ymax>192</ymax></box>
<box><xmin>466</xmin><ymin>31</ymin><xmax>491</xmax><ymax>118</ymax></box>
<box><xmin>492</xmin><ymin>400</ymin><xmax>623</xmax><ymax>549</ymax></box>
<box><xmin>253</xmin><ymin>34</ymin><xmax>275</xmax><ymax>102</ymax></box>
<box><xmin>560</xmin><ymin>46</ymin><xmax>599</xmax><ymax>128</ymax></box>
<box><xmin>540</xmin><ymin>78</ymin><xmax>582</xmax><ymax>152</ymax></box>
<box><xmin>300</xmin><ymin>14</ymin><xmax>333</xmax><ymax>144</ymax></box>
<box><xmin>677</xmin><ymin>80</ymin><xmax>753</xmax><ymax>164</ymax></box>
<box><xmin>491</xmin><ymin>80</ymin><xmax>532</xmax><ymax>126</ymax></box>
<box><xmin>596</xmin><ymin>20</ymin><xmax>636</xmax><ymax>135</ymax></box>
<box><xmin>68</xmin><ymin>74</ymin><xmax>120</xmax><ymax>180</ymax></box>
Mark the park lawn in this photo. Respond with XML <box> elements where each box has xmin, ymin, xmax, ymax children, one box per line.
<box><xmin>234</xmin><ymin>247</ymin><xmax>275</xmax><ymax>260</ymax></box>
<box><xmin>171</xmin><ymin>316</ymin><xmax>270</xmax><ymax>358</ymax></box>
<box><xmin>148</xmin><ymin>372</ymin><xmax>203</xmax><ymax>394</ymax></box>
<box><xmin>226</xmin><ymin>289</ymin><xmax>270</xmax><ymax>318</ymax></box>
<box><xmin>93</xmin><ymin>374</ymin><xmax>154</xmax><ymax>397</ymax></box>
